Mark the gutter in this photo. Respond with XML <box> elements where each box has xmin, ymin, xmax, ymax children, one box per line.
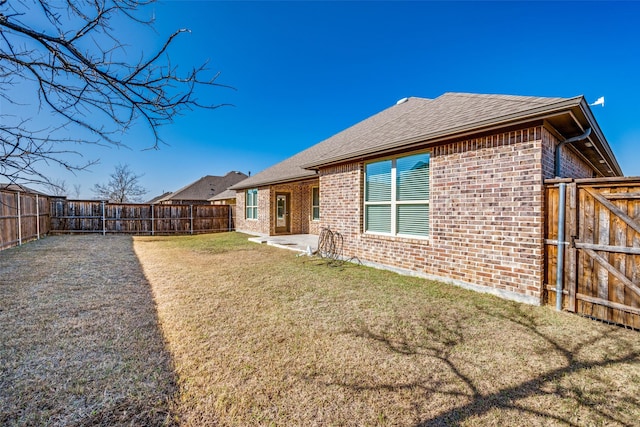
<box><xmin>554</xmin><ymin>127</ymin><xmax>591</xmax><ymax>178</ymax></box>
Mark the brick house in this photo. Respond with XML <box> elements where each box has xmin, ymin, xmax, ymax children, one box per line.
<box><xmin>230</xmin><ymin>93</ymin><xmax>621</xmax><ymax>304</ymax></box>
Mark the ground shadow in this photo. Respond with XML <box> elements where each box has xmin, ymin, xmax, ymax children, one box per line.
<box><xmin>414</xmin><ymin>303</ymin><xmax>640</xmax><ymax>426</ymax></box>
<box><xmin>320</xmin><ymin>301</ymin><xmax>640</xmax><ymax>426</ymax></box>
<box><xmin>0</xmin><ymin>235</ymin><xmax>179</xmax><ymax>426</ymax></box>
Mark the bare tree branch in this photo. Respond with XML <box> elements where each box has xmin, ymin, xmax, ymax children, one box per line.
<box><xmin>92</xmin><ymin>163</ymin><xmax>146</xmax><ymax>202</ymax></box>
<box><xmin>0</xmin><ymin>0</ymin><xmax>231</xmax><ymax>186</ymax></box>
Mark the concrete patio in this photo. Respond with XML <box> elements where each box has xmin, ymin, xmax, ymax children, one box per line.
<box><xmin>247</xmin><ymin>234</ymin><xmax>319</xmax><ymax>254</ymax></box>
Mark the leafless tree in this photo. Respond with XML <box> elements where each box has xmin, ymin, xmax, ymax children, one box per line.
<box><xmin>0</xmin><ymin>0</ymin><xmax>229</xmax><ymax>186</ymax></box>
<box><xmin>72</xmin><ymin>183</ymin><xmax>82</xmax><ymax>199</ymax></box>
<box><xmin>92</xmin><ymin>163</ymin><xmax>146</xmax><ymax>202</ymax></box>
<box><xmin>44</xmin><ymin>178</ymin><xmax>68</xmax><ymax>196</ymax></box>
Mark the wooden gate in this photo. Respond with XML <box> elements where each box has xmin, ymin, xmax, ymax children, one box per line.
<box><xmin>545</xmin><ymin>177</ymin><xmax>640</xmax><ymax>329</ymax></box>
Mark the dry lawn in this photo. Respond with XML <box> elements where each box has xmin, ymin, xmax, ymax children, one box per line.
<box><xmin>0</xmin><ymin>236</ymin><xmax>177</xmax><ymax>426</ymax></box>
<box><xmin>133</xmin><ymin>233</ymin><xmax>640</xmax><ymax>426</ymax></box>
<box><xmin>2</xmin><ymin>233</ymin><xmax>640</xmax><ymax>426</ymax></box>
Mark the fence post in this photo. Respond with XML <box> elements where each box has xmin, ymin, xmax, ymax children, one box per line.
<box><xmin>16</xmin><ymin>191</ymin><xmax>22</xmax><ymax>245</ymax></box>
<box><xmin>228</xmin><ymin>205</ymin><xmax>232</xmax><ymax>231</ymax></box>
<box><xmin>102</xmin><ymin>200</ymin><xmax>106</xmax><ymax>236</ymax></box>
<box><xmin>151</xmin><ymin>204</ymin><xmax>154</xmax><ymax>236</ymax></box>
<box><xmin>36</xmin><ymin>194</ymin><xmax>40</xmax><ymax>239</ymax></box>
<box><xmin>190</xmin><ymin>205</ymin><xmax>194</xmax><ymax>235</ymax></box>
<box><xmin>555</xmin><ymin>182</ymin><xmax>566</xmax><ymax>311</ymax></box>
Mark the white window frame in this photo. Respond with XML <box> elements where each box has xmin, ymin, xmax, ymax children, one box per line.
<box><xmin>364</xmin><ymin>151</ymin><xmax>430</xmax><ymax>238</ymax></box>
<box><xmin>246</xmin><ymin>189</ymin><xmax>258</xmax><ymax>220</ymax></box>
<box><xmin>311</xmin><ymin>186</ymin><xmax>320</xmax><ymax>221</ymax></box>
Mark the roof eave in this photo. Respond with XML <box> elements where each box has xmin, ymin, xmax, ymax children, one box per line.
<box><xmin>577</xmin><ymin>99</ymin><xmax>623</xmax><ymax>176</ymax></box>
<box><xmin>229</xmin><ymin>172</ymin><xmax>319</xmax><ymax>190</ymax></box>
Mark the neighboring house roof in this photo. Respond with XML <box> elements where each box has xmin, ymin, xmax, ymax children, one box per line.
<box><xmin>0</xmin><ymin>183</ymin><xmax>49</xmax><ymax>196</ymax></box>
<box><xmin>231</xmin><ymin>92</ymin><xmax>621</xmax><ymax>190</ymax></box>
<box><xmin>146</xmin><ymin>191</ymin><xmax>173</xmax><ymax>204</ymax></box>
<box><xmin>159</xmin><ymin>171</ymin><xmax>248</xmax><ymax>202</ymax></box>
<box><xmin>208</xmin><ymin>188</ymin><xmax>236</xmax><ymax>202</ymax></box>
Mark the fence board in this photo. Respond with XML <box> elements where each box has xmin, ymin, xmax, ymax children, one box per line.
<box><xmin>49</xmin><ymin>200</ymin><xmax>233</xmax><ymax>235</ymax></box>
<box><xmin>1</xmin><ymin>190</ymin><xmax>51</xmax><ymax>251</ymax></box>
<box><xmin>545</xmin><ymin>178</ymin><xmax>640</xmax><ymax>329</ymax></box>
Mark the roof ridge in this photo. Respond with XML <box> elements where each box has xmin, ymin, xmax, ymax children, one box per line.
<box><xmin>441</xmin><ymin>91</ymin><xmax>583</xmax><ymax>105</ymax></box>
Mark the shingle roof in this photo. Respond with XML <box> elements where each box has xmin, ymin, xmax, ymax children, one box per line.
<box><xmin>231</xmin><ymin>92</ymin><xmax>620</xmax><ymax>190</ymax></box>
<box><xmin>146</xmin><ymin>191</ymin><xmax>173</xmax><ymax>204</ymax></box>
<box><xmin>208</xmin><ymin>188</ymin><xmax>236</xmax><ymax>202</ymax></box>
<box><xmin>160</xmin><ymin>171</ymin><xmax>248</xmax><ymax>202</ymax></box>
<box><xmin>0</xmin><ymin>183</ymin><xmax>49</xmax><ymax>196</ymax></box>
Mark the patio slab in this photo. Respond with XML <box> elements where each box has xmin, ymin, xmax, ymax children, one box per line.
<box><xmin>247</xmin><ymin>234</ymin><xmax>319</xmax><ymax>254</ymax></box>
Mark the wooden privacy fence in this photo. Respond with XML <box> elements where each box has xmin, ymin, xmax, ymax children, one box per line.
<box><xmin>0</xmin><ymin>189</ymin><xmax>50</xmax><ymax>250</ymax></box>
<box><xmin>50</xmin><ymin>199</ymin><xmax>235</xmax><ymax>235</ymax></box>
<box><xmin>545</xmin><ymin>177</ymin><xmax>640</xmax><ymax>329</ymax></box>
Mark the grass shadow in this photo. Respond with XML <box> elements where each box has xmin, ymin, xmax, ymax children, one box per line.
<box><xmin>0</xmin><ymin>235</ymin><xmax>179</xmax><ymax>426</ymax></box>
<box><xmin>321</xmin><ymin>298</ymin><xmax>640</xmax><ymax>426</ymax></box>
<box><xmin>414</xmin><ymin>303</ymin><xmax>640</xmax><ymax>426</ymax></box>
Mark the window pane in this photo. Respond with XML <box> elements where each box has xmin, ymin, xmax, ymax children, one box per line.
<box><xmin>397</xmin><ymin>204</ymin><xmax>429</xmax><ymax>236</ymax></box>
<box><xmin>252</xmin><ymin>207</ymin><xmax>257</xmax><ymax>219</ymax></box>
<box><xmin>312</xmin><ymin>187</ymin><xmax>319</xmax><ymax>205</ymax></box>
<box><xmin>246</xmin><ymin>207</ymin><xmax>252</xmax><ymax>219</ymax></box>
<box><xmin>397</xmin><ymin>153</ymin><xmax>430</xmax><ymax>201</ymax></box>
<box><xmin>366</xmin><ymin>205</ymin><xmax>391</xmax><ymax>233</ymax></box>
<box><xmin>366</xmin><ymin>160</ymin><xmax>392</xmax><ymax>202</ymax></box>
<box><xmin>313</xmin><ymin>206</ymin><xmax>320</xmax><ymax>220</ymax></box>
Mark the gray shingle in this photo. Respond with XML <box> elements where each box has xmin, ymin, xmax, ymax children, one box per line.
<box><xmin>161</xmin><ymin>171</ymin><xmax>247</xmax><ymax>202</ymax></box>
<box><xmin>231</xmin><ymin>92</ymin><xmax>584</xmax><ymax>189</ymax></box>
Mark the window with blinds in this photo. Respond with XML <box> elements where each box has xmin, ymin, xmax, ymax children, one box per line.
<box><xmin>246</xmin><ymin>189</ymin><xmax>258</xmax><ymax>219</ymax></box>
<box><xmin>364</xmin><ymin>152</ymin><xmax>430</xmax><ymax>237</ymax></box>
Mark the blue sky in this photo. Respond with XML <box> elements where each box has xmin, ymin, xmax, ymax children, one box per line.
<box><xmin>35</xmin><ymin>1</ymin><xmax>640</xmax><ymax>198</ymax></box>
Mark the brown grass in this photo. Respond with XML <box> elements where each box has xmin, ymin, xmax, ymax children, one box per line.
<box><xmin>2</xmin><ymin>233</ymin><xmax>640</xmax><ymax>426</ymax></box>
<box><xmin>132</xmin><ymin>233</ymin><xmax>640</xmax><ymax>426</ymax></box>
<box><xmin>0</xmin><ymin>235</ymin><xmax>177</xmax><ymax>426</ymax></box>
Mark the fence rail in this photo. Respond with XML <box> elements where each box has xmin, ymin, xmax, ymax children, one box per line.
<box><xmin>545</xmin><ymin>177</ymin><xmax>640</xmax><ymax>329</ymax></box>
<box><xmin>50</xmin><ymin>199</ymin><xmax>234</xmax><ymax>235</ymax></box>
<box><xmin>0</xmin><ymin>189</ymin><xmax>50</xmax><ymax>250</ymax></box>
<box><xmin>1</xmin><ymin>189</ymin><xmax>235</xmax><ymax>252</ymax></box>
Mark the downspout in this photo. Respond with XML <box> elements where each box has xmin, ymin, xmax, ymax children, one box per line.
<box><xmin>555</xmin><ymin>182</ymin><xmax>566</xmax><ymax>311</ymax></box>
<box><xmin>554</xmin><ymin>127</ymin><xmax>591</xmax><ymax>177</ymax></box>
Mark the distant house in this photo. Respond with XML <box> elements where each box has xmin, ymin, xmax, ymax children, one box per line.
<box><xmin>0</xmin><ymin>183</ymin><xmax>49</xmax><ymax>195</ymax></box>
<box><xmin>146</xmin><ymin>191</ymin><xmax>173</xmax><ymax>205</ymax></box>
<box><xmin>209</xmin><ymin>189</ymin><xmax>237</xmax><ymax>205</ymax></box>
<box><xmin>230</xmin><ymin>92</ymin><xmax>621</xmax><ymax>304</ymax></box>
<box><xmin>156</xmin><ymin>171</ymin><xmax>247</xmax><ymax>205</ymax></box>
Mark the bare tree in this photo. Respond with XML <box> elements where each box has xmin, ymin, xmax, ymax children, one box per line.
<box><xmin>44</xmin><ymin>178</ymin><xmax>68</xmax><ymax>197</ymax></box>
<box><xmin>0</xmin><ymin>0</ymin><xmax>229</xmax><ymax>186</ymax></box>
<box><xmin>92</xmin><ymin>163</ymin><xmax>147</xmax><ymax>202</ymax></box>
<box><xmin>72</xmin><ymin>183</ymin><xmax>82</xmax><ymax>199</ymax></box>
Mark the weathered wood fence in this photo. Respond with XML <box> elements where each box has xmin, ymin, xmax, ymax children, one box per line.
<box><xmin>545</xmin><ymin>177</ymin><xmax>640</xmax><ymax>329</ymax></box>
<box><xmin>1</xmin><ymin>189</ymin><xmax>236</xmax><ymax>252</ymax></box>
<box><xmin>0</xmin><ymin>189</ymin><xmax>50</xmax><ymax>250</ymax></box>
<box><xmin>50</xmin><ymin>199</ymin><xmax>235</xmax><ymax>235</ymax></box>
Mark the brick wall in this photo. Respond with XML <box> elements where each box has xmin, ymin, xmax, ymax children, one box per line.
<box><xmin>234</xmin><ymin>186</ymin><xmax>270</xmax><ymax>235</ymax></box>
<box><xmin>541</xmin><ymin>127</ymin><xmax>598</xmax><ymax>180</ymax></box>
<box><xmin>320</xmin><ymin>126</ymin><xmax>560</xmax><ymax>303</ymax></box>
<box><xmin>235</xmin><ymin>178</ymin><xmax>320</xmax><ymax>236</ymax></box>
<box><xmin>270</xmin><ymin>179</ymin><xmax>320</xmax><ymax>235</ymax></box>
<box><xmin>235</xmin><ymin>124</ymin><xmax>597</xmax><ymax>303</ymax></box>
